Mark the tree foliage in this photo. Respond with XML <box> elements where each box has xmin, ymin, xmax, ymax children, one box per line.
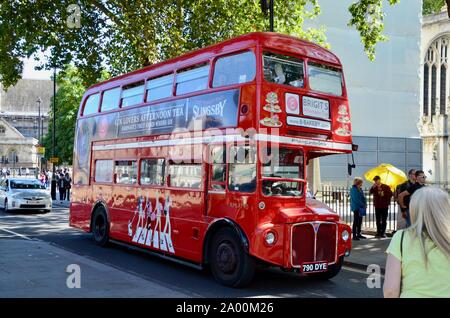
<box><xmin>0</xmin><ymin>0</ymin><xmax>403</xmax><ymax>90</ymax></box>
<box><xmin>422</xmin><ymin>0</ymin><xmax>446</xmax><ymax>15</ymax></box>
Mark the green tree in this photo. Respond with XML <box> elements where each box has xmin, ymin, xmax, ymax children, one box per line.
<box><xmin>42</xmin><ymin>65</ymin><xmax>109</xmax><ymax>165</ymax></box>
<box><xmin>423</xmin><ymin>0</ymin><xmax>447</xmax><ymax>15</ymax></box>
<box><xmin>1</xmin><ymin>0</ymin><xmax>403</xmax><ymax>90</ymax></box>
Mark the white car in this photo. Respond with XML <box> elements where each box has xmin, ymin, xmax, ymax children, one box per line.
<box><xmin>0</xmin><ymin>178</ymin><xmax>52</xmax><ymax>213</ymax></box>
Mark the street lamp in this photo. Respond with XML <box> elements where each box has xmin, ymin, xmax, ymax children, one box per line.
<box><xmin>260</xmin><ymin>0</ymin><xmax>274</xmax><ymax>32</ymax></box>
<box><xmin>50</xmin><ymin>67</ymin><xmax>57</xmax><ymax>200</ymax></box>
<box><xmin>36</xmin><ymin>97</ymin><xmax>42</xmax><ymax>143</ymax></box>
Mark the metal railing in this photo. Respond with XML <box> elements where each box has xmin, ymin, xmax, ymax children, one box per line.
<box><xmin>316</xmin><ymin>186</ymin><xmax>400</xmax><ymax>233</ymax></box>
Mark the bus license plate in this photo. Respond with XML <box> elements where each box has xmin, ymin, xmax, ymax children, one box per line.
<box><xmin>301</xmin><ymin>262</ymin><xmax>328</xmax><ymax>273</ymax></box>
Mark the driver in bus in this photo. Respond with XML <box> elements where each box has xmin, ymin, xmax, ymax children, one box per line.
<box><xmin>273</xmin><ymin>63</ymin><xmax>286</xmax><ymax>84</ymax></box>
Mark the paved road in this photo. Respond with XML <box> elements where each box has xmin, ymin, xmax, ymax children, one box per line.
<box><xmin>0</xmin><ymin>207</ymin><xmax>383</xmax><ymax>298</ymax></box>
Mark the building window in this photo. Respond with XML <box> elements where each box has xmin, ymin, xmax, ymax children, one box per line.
<box><xmin>431</xmin><ymin>65</ymin><xmax>437</xmax><ymax>116</ymax></box>
<box><xmin>0</xmin><ymin>125</ymin><xmax>5</xmax><ymax>135</ymax></box>
<box><xmin>440</xmin><ymin>64</ymin><xmax>446</xmax><ymax>114</ymax></box>
<box><xmin>423</xmin><ymin>64</ymin><xmax>429</xmax><ymax>116</ymax></box>
<box><xmin>424</xmin><ymin>36</ymin><xmax>449</xmax><ymax>117</ymax></box>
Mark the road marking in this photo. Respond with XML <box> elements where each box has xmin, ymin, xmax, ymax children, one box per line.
<box><xmin>0</xmin><ymin>227</ymin><xmax>34</xmax><ymax>241</ymax></box>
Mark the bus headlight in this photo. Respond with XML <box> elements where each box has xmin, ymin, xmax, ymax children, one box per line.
<box><xmin>341</xmin><ymin>230</ymin><xmax>349</xmax><ymax>241</ymax></box>
<box><xmin>264</xmin><ymin>231</ymin><xmax>276</xmax><ymax>245</ymax></box>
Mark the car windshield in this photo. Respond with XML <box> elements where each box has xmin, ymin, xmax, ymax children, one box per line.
<box><xmin>261</xmin><ymin>148</ymin><xmax>304</xmax><ymax>197</ymax></box>
<box><xmin>10</xmin><ymin>180</ymin><xmax>45</xmax><ymax>190</ymax></box>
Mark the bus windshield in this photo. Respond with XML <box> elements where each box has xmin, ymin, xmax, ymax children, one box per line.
<box><xmin>261</xmin><ymin>148</ymin><xmax>304</xmax><ymax>197</ymax></box>
<box><xmin>308</xmin><ymin>62</ymin><xmax>343</xmax><ymax>96</ymax></box>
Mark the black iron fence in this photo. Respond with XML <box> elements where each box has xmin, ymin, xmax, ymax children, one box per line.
<box><xmin>316</xmin><ymin>186</ymin><xmax>400</xmax><ymax>233</ymax></box>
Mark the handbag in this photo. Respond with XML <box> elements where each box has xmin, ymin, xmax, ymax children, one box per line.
<box><xmin>358</xmin><ymin>207</ymin><xmax>366</xmax><ymax>216</ymax></box>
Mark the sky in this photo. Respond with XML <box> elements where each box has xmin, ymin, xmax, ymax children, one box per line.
<box><xmin>21</xmin><ymin>53</ymin><xmax>53</xmax><ymax>80</ymax></box>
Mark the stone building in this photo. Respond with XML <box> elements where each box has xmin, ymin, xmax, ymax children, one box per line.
<box><xmin>0</xmin><ymin>117</ymin><xmax>39</xmax><ymax>173</ymax></box>
<box><xmin>0</xmin><ymin>79</ymin><xmax>52</xmax><ymax>140</ymax></box>
<box><xmin>420</xmin><ymin>8</ymin><xmax>450</xmax><ymax>185</ymax></box>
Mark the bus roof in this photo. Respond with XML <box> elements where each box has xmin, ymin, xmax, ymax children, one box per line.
<box><xmin>86</xmin><ymin>32</ymin><xmax>341</xmax><ymax>94</ymax></box>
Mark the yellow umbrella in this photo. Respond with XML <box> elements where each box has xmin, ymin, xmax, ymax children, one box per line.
<box><xmin>364</xmin><ymin>163</ymin><xmax>408</xmax><ymax>191</ymax></box>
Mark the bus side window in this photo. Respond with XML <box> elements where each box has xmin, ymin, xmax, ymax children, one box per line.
<box><xmin>140</xmin><ymin>159</ymin><xmax>165</xmax><ymax>186</ymax></box>
<box><xmin>114</xmin><ymin>160</ymin><xmax>138</xmax><ymax>184</ymax></box>
<box><xmin>176</xmin><ymin>64</ymin><xmax>209</xmax><ymax>96</ymax></box>
<box><xmin>228</xmin><ymin>146</ymin><xmax>256</xmax><ymax>193</ymax></box>
<box><xmin>146</xmin><ymin>74</ymin><xmax>173</xmax><ymax>102</ymax></box>
<box><xmin>209</xmin><ymin>145</ymin><xmax>226</xmax><ymax>190</ymax></box>
<box><xmin>83</xmin><ymin>93</ymin><xmax>100</xmax><ymax>116</ymax></box>
<box><xmin>121</xmin><ymin>81</ymin><xmax>145</xmax><ymax>107</ymax></box>
<box><xmin>213</xmin><ymin>51</ymin><xmax>256</xmax><ymax>87</ymax></box>
<box><xmin>94</xmin><ymin>160</ymin><xmax>113</xmax><ymax>183</ymax></box>
<box><xmin>168</xmin><ymin>163</ymin><xmax>202</xmax><ymax>189</ymax></box>
<box><xmin>101</xmin><ymin>87</ymin><xmax>121</xmax><ymax>112</ymax></box>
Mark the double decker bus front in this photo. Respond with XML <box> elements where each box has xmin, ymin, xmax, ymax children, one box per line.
<box><xmin>248</xmin><ymin>36</ymin><xmax>353</xmax><ymax>275</ymax></box>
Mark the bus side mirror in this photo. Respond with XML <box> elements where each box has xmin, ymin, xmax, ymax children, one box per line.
<box><xmin>167</xmin><ymin>174</ymin><xmax>171</xmax><ymax>187</ymax></box>
<box><xmin>113</xmin><ymin>173</ymin><xmax>117</xmax><ymax>183</ymax></box>
<box><xmin>348</xmin><ymin>163</ymin><xmax>355</xmax><ymax>176</ymax></box>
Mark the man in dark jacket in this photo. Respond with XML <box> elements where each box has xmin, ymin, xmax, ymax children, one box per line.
<box><xmin>394</xmin><ymin>169</ymin><xmax>416</xmax><ymax>229</ymax></box>
<box><xmin>57</xmin><ymin>173</ymin><xmax>65</xmax><ymax>201</ymax></box>
<box><xmin>370</xmin><ymin>176</ymin><xmax>393</xmax><ymax>238</ymax></box>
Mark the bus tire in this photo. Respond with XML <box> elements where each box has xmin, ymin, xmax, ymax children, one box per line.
<box><xmin>306</xmin><ymin>256</ymin><xmax>343</xmax><ymax>280</ymax></box>
<box><xmin>92</xmin><ymin>206</ymin><xmax>109</xmax><ymax>247</ymax></box>
<box><xmin>209</xmin><ymin>227</ymin><xmax>255</xmax><ymax>288</ymax></box>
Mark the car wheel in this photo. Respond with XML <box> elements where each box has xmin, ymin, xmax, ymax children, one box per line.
<box><xmin>306</xmin><ymin>256</ymin><xmax>343</xmax><ymax>280</ymax></box>
<box><xmin>209</xmin><ymin>227</ymin><xmax>255</xmax><ymax>288</ymax></box>
<box><xmin>92</xmin><ymin>206</ymin><xmax>109</xmax><ymax>247</ymax></box>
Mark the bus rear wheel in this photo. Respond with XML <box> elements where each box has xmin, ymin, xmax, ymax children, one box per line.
<box><xmin>209</xmin><ymin>227</ymin><xmax>255</xmax><ymax>288</ymax></box>
<box><xmin>92</xmin><ymin>206</ymin><xmax>109</xmax><ymax>247</ymax></box>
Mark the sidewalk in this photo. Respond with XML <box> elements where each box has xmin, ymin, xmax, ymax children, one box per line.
<box><xmin>0</xmin><ymin>238</ymin><xmax>195</xmax><ymax>298</ymax></box>
<box><xmin>52</xmin><ymin>199</ymin><xmax>70</xmax><ymax>208</ymax></box>
<box><xmin>344</xmin><ymin>233</ymin><xmax>391</xmax><ymax>274</ymax></box>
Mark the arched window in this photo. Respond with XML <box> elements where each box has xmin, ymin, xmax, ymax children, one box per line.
<box><xmin>424</xmin><ymin>36</ymin><xmax>449</xmax><ymax>117</ymax></box>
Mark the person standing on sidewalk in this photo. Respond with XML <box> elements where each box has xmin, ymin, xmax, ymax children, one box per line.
<box><xmin>398</xmin><ymin>170</ymin><xmax>426</xmax><ymax>227</ymax></box>
<box><xmin>370</xmin><ymin>176</ymin><xmax>393</xmax><ymax>238</ymax></box>
<box><xmin>350</xmin><ymin>177</ymin><xmax>367</xmax><ymax>241</ymax></box>
<box><xmin>57</xmin><ymin>173</ymin><xmax>65</xmax><ymax>201</ymax></box>
<box><xmin>394</xmin><ymin>169</ymin><xmax>416</xmax><ymax>230</ymax></box>
<box><xmin>384</xmin><ymin>187</ymin><xmax>450</xmax><ymax>298</ymax></box>
<box><xmin>63</xmin><ymin>172</ymin><xmax>72</xmax><ymax>202</ymax></box>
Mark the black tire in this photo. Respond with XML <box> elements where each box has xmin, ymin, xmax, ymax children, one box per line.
<box><xmin>306</xmin><ymin>256</ymin><xmax>343</xmax><ymax>280</ymax></box>
<box><xmin>91</xmin><ymin>206</ymin><xmax>109</xmax><ymax>247</ymax></box>
<box><xmin>209</xmin><ymin>227</ymin><xmax>255</xmax><ymax>288</ymax></box>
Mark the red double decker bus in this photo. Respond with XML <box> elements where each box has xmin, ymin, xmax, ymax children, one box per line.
<box><xmin>70</xmin><ymin>32</ymin><xmax>353</xmax><ymax>287</ymax></box>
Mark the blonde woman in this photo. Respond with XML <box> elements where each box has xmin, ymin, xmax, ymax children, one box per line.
<box><xmin>384</xmin><ymin>187</ymin><xmax>450</xmax><ymax>297</ymax></box>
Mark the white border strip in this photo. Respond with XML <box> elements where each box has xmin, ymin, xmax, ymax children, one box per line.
<box><xmin>92</xmin><ymin>134</ymin><xmax>352</xmax><ymax>152</ymax></box>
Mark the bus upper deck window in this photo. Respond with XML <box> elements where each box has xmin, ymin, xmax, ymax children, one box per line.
<box><xmin>176</xmin><ymin>64</ymin><xmax>209</xmax><ymax>96</ymax></box>
<box><xmin>263</xmin><ymin>52</ymin><xmax>304</xmax><ymax>88</ymax></box>
<box><xmin>121</xmin><ymin>82</ymin><xmax>145</xmax><ymax>107</ymax></box>
<box><xmin>83</xmin><ymin>93</ymin><xmax>100</xmax><ymax>116</ymax></box>
<box><xmin>213</xmin><ymin>51</ymin><xmax>256</xmax><ymax>87</ymax></box>
<box><xmin>146</xmin><ymin>74</ymin><xmax>173</xmax><ymax>102</ymax></box>
<box><xmin>101</xmin><ymin>87</ymin><xmax>121</xmax><ymax>112</ymax></box>
<box><xmin>308</xmin><ymin>62</ymin><xmax>343</xmax><ymax>96</ymax></box>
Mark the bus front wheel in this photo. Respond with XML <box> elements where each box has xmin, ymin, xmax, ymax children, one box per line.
<box><xmin>209</xmin><ymin>227</ymin><xmax>255</xmax><ymax>288</ymax></box>
<box><xmin>92</xmin><ymin>206</ymin><xmax>109</xmax><ymax>247</ymax></box>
